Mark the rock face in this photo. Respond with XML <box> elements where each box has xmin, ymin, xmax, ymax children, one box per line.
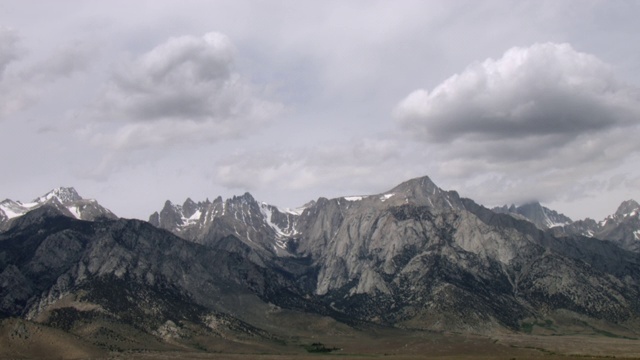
<box><xmin>149</xmin><ymin>193</ymin><xmax>300</xmax><ymax>259</ymax></box>
<box><xmin>2</xmin><ymin>176</ymin><xmax>640</xmax><ymax>345</ymax></box>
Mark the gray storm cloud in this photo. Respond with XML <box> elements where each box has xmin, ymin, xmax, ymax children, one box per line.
<box><xmin>28</xmin><ymin>43</ymin><xmax>94</xmax><ymax>82</ymax></box>
<box><xmin>0</xmin><ymin>27</ymin><xmax>29</xmax><ymax>118</ymax></box>
<box><xmin>91</xmin><ymin>32</ymin><xmax>282</xmax><ymax>150</ymax></box>
<box><xmin>0</xmin><ymin>27</ymin><xmax>20</xmax><ymax>78</ymax></box>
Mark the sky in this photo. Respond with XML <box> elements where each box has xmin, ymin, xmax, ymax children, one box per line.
<box><xmin>1</xmin><ymin>0</ymin><xmax>639</xmax><ymax>221</ymax></box>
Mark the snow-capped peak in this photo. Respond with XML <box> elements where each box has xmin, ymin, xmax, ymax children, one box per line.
<box><xmin>0</xmin><ymin>187</ymin><xmax>115</xmax><ymax>226</ymax></box>
<box><xmin>599</xmin><ymin>199</ymin><xmax>640</xmax><ymax>226</ymax></box>
<box><xmin>32</xmin><ymin>187</ymin><xmax>82</xmax><ymax>205</ymax></box>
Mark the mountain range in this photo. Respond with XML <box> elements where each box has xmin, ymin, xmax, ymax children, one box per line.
<box><xmin>493</xmin><ymin>199</ymin><xmax>640</xmax><ymax>252</ymax></box>
<box><xmin>1</xmin><ymin>176</ymin><xmax>640</xmax><ymax>355</ymax></box>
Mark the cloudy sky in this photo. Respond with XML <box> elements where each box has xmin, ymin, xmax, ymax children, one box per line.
<box><xmin>1</xmin><ymin>1</ymin><xmax>639</xmax><ymax>221</ymax></box>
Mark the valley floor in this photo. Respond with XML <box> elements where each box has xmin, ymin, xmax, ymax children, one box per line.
<box><xmin>4</xmin><ymin>317</ymin><xmax>640</xmax><ymax>360</ymax></box>
<box><xmin>102</xmin><ymin>333</ymin><xmax>640</xmax><ymax>360</ymax></box>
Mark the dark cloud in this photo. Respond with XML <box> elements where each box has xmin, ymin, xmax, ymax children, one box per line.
<box><xmin>88</xmin><ymin>32</ymin><xmax>282</xmax><ymax>151</ymax></box>
<box><xmin>27</xmin><ymin>42</ymin><xmax>94</xmax><ymax>81</ymax></box>
<box><xmin>0</xmin><ymin>27</ymin><xmax>20</xmax><ymax>77</ymax></box>
<box><xmin>0</xmin><ymin>27</ymin><xmax>30</xmax><ymax>118</ymax></box>
<box><xmin>0</xmin><ymin>29</ymin><xmax>95</xmax><ymax>119</ymax></box>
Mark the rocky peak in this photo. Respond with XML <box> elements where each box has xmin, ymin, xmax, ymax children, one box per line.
<box><xmin>389</xmin><ymin>175</ymin><xmax>438</xmax><ymax>196</ymax></box>
<box><xmin>182</xmin><ymin>198</ymin><xmax>198</xmax><ymax>218</ymax></box>
<box><xmin>152</xmin><ymin>200</ymin><xmax>184</xmax><ymax>229</ymax></box>
<box><xmin>33</xmin><ymin>187</ymin><xmax>82</xmax><ymax>205</ymax></box>
<box><xmin>1</xmin><ymin>188</ymin><xmax>115</xmax><ymax>229</ymax></box>
<box><xmin>493</xmin><ymin>201</ymin><xmax>572</xmax><ymax>230</ymax></box>
<box><xmin>615</xmin><ymin>199</ymin><xmax>640</xmax><ymax>217</ymax></box>
<box><xmin>385</xmin><ymin>175</ymin><xmax>462</xmax><ymax>210</ymax></box>
<box><xmin>148</xmin><ymin>191</ymin><xmax>298</xmax><ymax>258</ymax></box>
<box><xmin>225</xmin><ymin>192</ymin><xmax>262</xmax><ymax>216</ymax></box>
<box><xmin>230</xmin><ymin>192</ymin><xmax>256</xmax><ymax>204</ymax></box>
<box><xmin>589</xmin><ymin>200</ymin><xmax>640</xmax><ymax>252</ymax></box>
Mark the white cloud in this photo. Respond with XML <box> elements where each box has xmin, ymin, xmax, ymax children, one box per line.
<box><xmin>395</xmin><ymin>43</ymin><xmax>640</xmax><ymax>207</ymax></box>
<box><xmin>396</xmin><ymin>43</ymin><xmax>640</xmax><ymax>144</ymax></box>
<box><xmin>88</xmin><ymin>32</ymin><xmax>283</xmax><ymax>150</ymax></box>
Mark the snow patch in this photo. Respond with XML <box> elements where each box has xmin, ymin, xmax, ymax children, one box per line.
<box><xmin>185</xmin><ymin>210</ymin><xmax>202</xmax><ymax>224</ymax></box>
<box><xmin>281</xmin><ymin>206</ymin><xmax>306</xmax><ymax>215</ymax></box>
<box><xmin>67</xmin><ymin>205</ymin><xmax>82</xmax><ymax>219</ymax></box>
<box><xmin>0</xmin><ymin>202</ymin><xmax>26</xmax><ymax>219</ymax></box>
<box><xmin>444</xmin><ymin>196</ymin><xmax>453</xmax><ymax>208</ymax></box>
<box><xmin>0</xmin><ymin>200</ymin><xmax>40</xmax><ymax>219</ymax></box>
<box><xmin>545</xmin><ymin>219</ymin><xmax>570</xmax><ymax>228</ymax></box>
<box><xmin>379</xmin><ymin>193</ymin><xmax>394</xmax><ymax>202</ymax></box>
<box><xmin>275</xmin><ymin>238</ymin><xmax>288</xmax><ymax>250</ymax></box>
<box><xmin>260</xmin><ymin>204</ymin><xmax>296</xmax><ymax>238</ymax></box>
<box><xmin>344</xmin><ymin>196</ymin><xmax>363</xmax><ymax>202</ymax></box>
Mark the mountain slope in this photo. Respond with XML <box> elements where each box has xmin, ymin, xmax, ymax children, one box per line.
<box><xmin>288</xmin><ymin>178</ymin><xmax>640</xmax><ymax>331</ymax></box>
<box><xmin>0</xmin><ymin>205</ymin><xmax>335</xmax><ymax>351</ymax></box>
